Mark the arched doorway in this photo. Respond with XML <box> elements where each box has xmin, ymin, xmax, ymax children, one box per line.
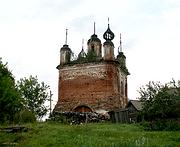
<box><xmin>73</xmin><ymin>105</ymin><xmax>92</xmax><ymax>112</ymax></box>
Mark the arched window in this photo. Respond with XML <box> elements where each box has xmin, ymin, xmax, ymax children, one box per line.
<box><xmin>125</xmin><ymin>82</ymin><xmax>127</xmax><ymax>97</ymax></box>
<box><xmin>91</xmin><ymin>44</ymin><xmax>95</xmax><ymax>52</ymax></box>
<box><xmin>73</xmin><ymin>105</ymin><xmax>92</xmax><ymax>113</ymax></box>
<box><xmin>121</xmin><ymin>81</ymin><xmax>124</xmax><ymax>95</ymax></box>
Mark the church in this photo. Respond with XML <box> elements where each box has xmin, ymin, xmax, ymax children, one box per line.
<box><xmin>54</xmin><ymin>21</ymin><xmax>129</xmax><ymax>113</ymax></box>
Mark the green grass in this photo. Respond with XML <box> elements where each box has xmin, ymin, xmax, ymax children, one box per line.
<box><xmin>0</xmin><ymin>122</ymin><xmax>180</xmax><ymax>147</ymax></box>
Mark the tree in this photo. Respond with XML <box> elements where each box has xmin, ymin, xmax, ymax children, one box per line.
<box><xmin>0</xmin><ymin>58</ymin><xmax>21</xmax><ymax>123</ymax></box>
<box><xmin>17</xmin><ymin>75</ymin><xmax>50</xmax><ymax>119</ymax></box>
<box><xmin>138</xmin><ymin>80</ymin><xmax>180</xmax><ymax>121</ymax></box>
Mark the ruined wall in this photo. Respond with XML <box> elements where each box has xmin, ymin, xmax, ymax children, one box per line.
<box><xmin>54</xmin><ymin>61</ymin><xmax>128</xmax><ymax>112</ymax></box>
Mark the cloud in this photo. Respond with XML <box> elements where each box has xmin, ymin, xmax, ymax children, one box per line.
<box><xmin>0</xmin><ymin>0</ymin><xmax>180</xmax><ymax>104</ymax></box>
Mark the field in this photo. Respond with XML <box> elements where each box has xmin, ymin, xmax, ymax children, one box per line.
<box><xmin>0</xmin><ymin>122</ymin><xmax>180</xmax><ymax>147</ymax></box>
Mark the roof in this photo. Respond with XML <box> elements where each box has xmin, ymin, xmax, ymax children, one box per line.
<box><xmin>78</xmin><ymin>48</ymin><xmax>86</xmax><ymax>59</ymax></box>
<box><xmin>60</xmin><ymin>44</ymin><xmax>71</xmax><ymax>52</ymax></box>
<box><xmin>127</xmin><ymin>100</ymin><xmax>143</xmax><ymax>111</ymax></box>
<box><xmin>103</xmin><ymin>24</ymin><xmax>115</xmax><ymax>41</ymax></box>
<box><xmin>87</xmin><ymin>34</ymin><xmax>101</xmax><ymax>44</ymax></box>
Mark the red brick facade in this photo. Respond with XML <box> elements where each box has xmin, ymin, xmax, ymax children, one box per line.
<box><xmin>54</xmin><ymin>61</ymin><xmax>128</xmax><ymax>112</ymax></box>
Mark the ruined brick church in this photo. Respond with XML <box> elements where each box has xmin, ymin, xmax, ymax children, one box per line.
<box><xmin>54</xmin><ymin>22</ymin><xmax>129</xmax><ymax>113</ymax></box>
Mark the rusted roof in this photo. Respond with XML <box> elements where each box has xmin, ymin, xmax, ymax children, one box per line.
<box><xmin>127</xmin><ymin>100</ymin><xmax>143</xmax><ymax>111</ymax></box>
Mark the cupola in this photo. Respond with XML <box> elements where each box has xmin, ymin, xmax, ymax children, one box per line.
<box><xmin>78</xmin><ymin>39</ymin><xmax>87</xmax><ymax>60</ymax></box>
<box><xmin>117</xmin><ymin>33</ymin><xmax>126</xmax><ymax>67</ymax></box>
<box><xmin>87</xmin><ymin>22</ymin><xmax>102</xmax><ymax>58</ymax></box>
<box><xmin>103</xmin><ymin>18</ymin><xmax>115</xmax><ymax>60</ymax></box>
<box><xmin>116</xmin><ymin>33</ymin><xmax>130</xmax><ymax>75</ymax></box>
<box><xmin>60</xmin><ymin>29</ymin><xmax>72</xmax><ymax>65</ymax></box>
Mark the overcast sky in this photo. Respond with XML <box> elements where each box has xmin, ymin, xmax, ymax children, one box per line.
<box><xmin>0</xmin><ymin>0</ymin><xmax>180</xmax><ymax>109</ymax></box>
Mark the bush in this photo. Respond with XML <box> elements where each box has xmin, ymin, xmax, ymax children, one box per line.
<box><xmin>141</xmin><ymin>120</ymin><xmax>180</xmax><ymax>131</ymax></box>
<box><xmin>14</xmin><ymin>109</ymin><xmax>36</xmax><ymax>123</ymax></box>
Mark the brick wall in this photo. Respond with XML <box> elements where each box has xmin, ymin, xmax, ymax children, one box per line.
<box><xmin>54</xmin><ymin>61</ymin><xmax>128</xmax><ymax>112</ymax></box>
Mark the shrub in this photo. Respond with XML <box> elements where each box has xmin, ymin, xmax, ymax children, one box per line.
<box><xmin>14</xmin><ymin>109</ymin><xmax>36</xmax><ymax>123</ymax></box>
<box><xmin>141</xmin><ymin>119</ymin><xmax>180</xmax><ymax>131</ymax></box>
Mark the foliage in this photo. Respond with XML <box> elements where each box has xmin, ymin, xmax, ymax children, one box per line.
<box><xmin>0</xmin><ymin>58</ymin><xmax>22</xmax><ymax>123</ymax></box>
<box><xmin>138</xmin><ymin>80</ymin><xmax>180</xmax><ymax>121</ymax></box>
<box><xmin>14</xmin><ymin>109</ymin><xmax>36</xmax><ymax>123</ymax></box>
<box><xmin>67</xmin><ymin>50</ymin><xmax>101</xmax><ymax>65</ymax></box>
<box><xmin>17</xmin><ymin>75</ymin><xmax>50</xmax><ymax>119</ymax></box>
<box><xmin>86</xmin><ymin>50</ymin><xmax>98</xmax><ymax>62</ymax></box>
<box><xmin>0</xmin><ymin>123</ymin><xmax>180</xmax><ymax>146</ymax></box>
<box><xmin>70</xmin><ymin>51</ymin><xmax>77</xmax><ymax>61</ymax></box>
<box><xmin>140</xmin><ymin>120</ymin><xmax>180</xmax><ymax>131</ymax></box>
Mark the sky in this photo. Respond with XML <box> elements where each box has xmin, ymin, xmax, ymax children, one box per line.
<box><xmin>0</xmin><ymin>0</ymin><xmax>180</xmax><ymax>110</ymax></box>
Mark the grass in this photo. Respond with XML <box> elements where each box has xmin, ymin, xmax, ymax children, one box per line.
<box><xmin>0</xmin><ymin>122</ymin><xmax>180</xmax><ymax>147</ymax></box>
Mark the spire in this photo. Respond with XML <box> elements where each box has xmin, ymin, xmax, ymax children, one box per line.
<box><xmin>82</xmin><ymin>38</ymin><xmax>84</xmax><ymax>50</ymax></box>
<box><xmin>103</xmin><ymin>18</ymin><xmax>115</xmax><ymax>41</ymax></box>
<box><xmin>117</xmin><ymin>33</ymin><xmax>127</xmax><ymax>70</ymax></box>
<box><xmin>61</xmin><ymin>28</ymin><xmax>70</xmax><ymax>51</ymax></box>
<box><xmin>108</xmin><ymin>17</ymin><xmax>110</xmax><ymax>27</ymax></box>
<box><xmin>65</xmin><ymin>28</ymin><xmax>68</xmax><ymax>45</ymax></box>
<box><xmin>61</xmin><ymin>28</ymin><xmax>71</xmax><ymax>52</ymax></box>
<box><xmin>118</xmin><ymin>33</ymin><xmax>122</xmax><ymax>53</ymax></box>
<box><xmin>94</xmin><ymin>22</ymin><xmax>96</xmax><ymax>35</ymax></box>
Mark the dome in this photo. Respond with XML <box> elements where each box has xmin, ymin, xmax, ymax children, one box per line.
<box><xmin>60</xmin><ymin>44</ymin><xmax>71</xmax><ymax>52</ymax></box>
<box><xmin>78</xmin><ymin>48</ymin><xmax>86</xmax><ymax>58</ymax></box>
<box><xmin>103</xmin><ymin>24</ymin><xmax>115</xmax><ymax>41</ymax></box>
<box><xmin>117</xmin><ymin>52</ymin><xmax>126</xmax><ymax>59</ymax></box>
<box><xmin>87</xmin><ymin>34</ymin><xmax>101</xmax><ymax>45</ymax></box>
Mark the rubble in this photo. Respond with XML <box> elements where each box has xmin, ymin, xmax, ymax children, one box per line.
<box><xmin>49</xmin><ymin>111</ymin><xmax>110</xmax><ymax>124</ymax></box>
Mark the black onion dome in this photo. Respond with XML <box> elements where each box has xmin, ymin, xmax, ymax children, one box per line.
<box><xmin>103</xmin><ymin>24</ymin><xmax>115</xmax><ymax>41</ymax></box>
<box><xmin>87</xmin><ymin>34</ymin><xmax>101</xmax><ymax>44</ymax></box>
<box><xmin>60</xmin><ymin>44</ymin><xmax>71</xmax><ymax>51</ymax></box>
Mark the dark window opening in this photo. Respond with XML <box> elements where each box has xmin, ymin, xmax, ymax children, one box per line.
<box><xmin>91</xmin><ymin>44</ymin><xmax>95</xmax><ymax>52</ymax></box>
<box><xmin>125</xmin><ymin>83</ymin><xmax>127</xmax><ymax>97</ymax></box>
<box><xmin>73</xmin><ymin>105</ymin><xmax>92</xmax><ymax>113</ymax></box>
<box><xmin>121</xmin><ymin>81</ymin><xmax>124</xmax><ymax>95</ymax></box>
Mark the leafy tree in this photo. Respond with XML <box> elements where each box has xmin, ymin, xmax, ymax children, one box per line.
<box><xmin>0</xmin><ymin>58</ymin><xmax>21</xmax><ymax>123</ymax></box>
<box><xmin>17</xmin><ymin>75</ymin><xmax>50</xmax><ymax>119</ymax></box>
<box><xmin>138</xmin><ymin>80</ymin><xmax>180</xmax><ymax>121</ymax></box>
